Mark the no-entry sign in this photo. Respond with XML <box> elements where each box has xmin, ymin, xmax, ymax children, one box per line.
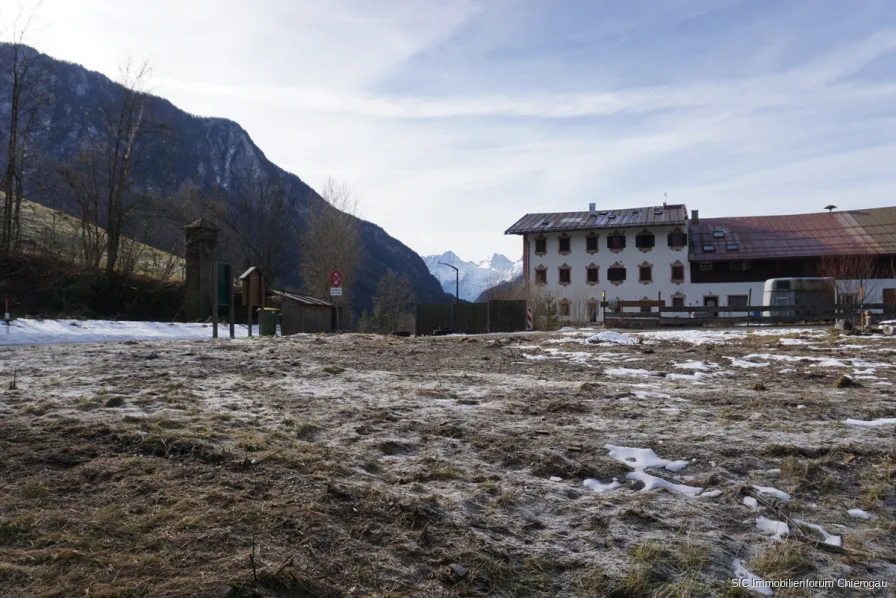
<box><xmin>329</xmin><ymin>270</ymin><xmax>343</xmax><ymax>287</ymax></box>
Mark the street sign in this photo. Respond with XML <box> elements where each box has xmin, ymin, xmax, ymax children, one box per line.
<box><xmin>330</xmin><ymin>287</ymin><xmax>343</xmax><ymax>297</ymax></box>
<box><xmin>329</xmin><ymin>270</ymin><xmax>343</xmax><ymax>287</ymax></box>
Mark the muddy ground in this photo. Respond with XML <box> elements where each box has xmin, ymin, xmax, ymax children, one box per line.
<box><xmin>0</xmin><ymin>328</ymin><xmax>894</xmax><ymax>597</ymax></box>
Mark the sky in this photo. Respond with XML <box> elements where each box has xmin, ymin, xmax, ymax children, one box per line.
<box><xmin>4</xmin><ymin>0</ymin><xmax>896</xmax><ymax>263</ymax></box>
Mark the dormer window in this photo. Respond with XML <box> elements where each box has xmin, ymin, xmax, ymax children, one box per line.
<box><xmin>727</xmin><ymin>243</ymin><xmax>739</xmax><ymax>251</ymax></box>
<box><xmin>702</xmin><ymin>245</ymin><xmax>715</xmax><ymax>252</ymax></box>
<box><xmin>712</xmin><ymin>231</ymin><xmax>726</xmax><ymax>238</ymax></box>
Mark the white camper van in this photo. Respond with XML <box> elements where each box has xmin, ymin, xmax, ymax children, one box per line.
<box><xmin>762</xmin><ymin>278</ymin><xmax>837</xmax><ymax>318</ymax></box>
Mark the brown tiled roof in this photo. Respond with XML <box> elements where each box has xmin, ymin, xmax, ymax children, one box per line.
<box><xmin>505</xmin><ymin>205</ymin><xmax>688</xmax><ymax>235</ymax></box>
<box><xmin>690</xmin><ymin>207</ymin><xmax>896</xmax><ymax>261</ymax></box>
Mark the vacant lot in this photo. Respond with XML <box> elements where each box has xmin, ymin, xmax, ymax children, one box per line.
<box><xmin>0</xmin><ymin>327</ymin><xmax>894</xmax><ymax>597</ymax></box>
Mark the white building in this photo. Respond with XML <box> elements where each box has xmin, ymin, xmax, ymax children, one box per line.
<box><xmin>506</xmin><ymin>203</ymin><xmax>896</xmax><ymax>323</ymax></box>
<box><xmin>505</xmin><ymin>203</ymin><xmax>691</xmax><ymax>322</ymax></box>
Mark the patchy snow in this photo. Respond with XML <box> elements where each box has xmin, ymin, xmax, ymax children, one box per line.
<box><xmin>583</xmin><ymin>478</ymin><xmax>621</xmax><ymax>493</ymax></box>
<box><xmin>752</xmin><ymin>485</ymin><xmax>791</xmax><ymax>501</ymax></box>
<box><xmin>604</xmin><ymin>444</ymin><xmax>690</xmax><ymax>472</ymax></box>
<box><xmin>847</xmin><ymin>508</ymin><xmax>875</xmax><ymax>519</ymax></box>
<box><xmin>726</xmin><ymin>357</ymin><xmax>771</xmax><ymax>368</ymax></box>
<box><xmin>631</xmin><ymin>390</ymin><xmax>672</xmax><ymax>400</ymax></box>
<box><xmin>756</xmin><ymin>516</ymin><xmax>790</xmax><ymax>541</ymax></box>
<box><xmin>844</xmin><ymin>418</ymin><xmax>896</xmax><ymax>427</ymax></box>
<box><xmin>673</xmin><ymin>360</ymin><xmax>718</xmax><ymax>370</ymax></box>
<box><xmin>667</xmin><ymin>371</ymin><xmax>714</xmax><ymax>381</ymax></box>
<box><xmin>626</xmin><ymin>471</ymin><xmax>703</xmax><ymax>496</ymax></box>
<box><xmin>793</xmin><ymin>519</ymin><xmax>841</xmax><ymax>547</ymax></box>
<box><xmin>743</xmin><ymin>496</ymin><xmax>759</xmax><ymax>509</ymax></box>
<box><xmin>813</xmin><ymin>359</ymin><xmax>847</xmax><ymax>368</ymax></box>
<box><xmin>586</xmin><ymin>331</ymin><xmax>640</xmax><ymax>345</ymax></box>
<box><xmin>733</xmin><ymin>559</ymin><xmax>773</xmax><ymax>596</ymax></box>
<box><xmin>549</xmin><ymin>476</ymin><xmax>563</xmax><ymax>482</ymax></box>
<box><xmin>0</xmin><ymin>318</ymin><xmax>252</xmax><ymax>345</ymax></box>
<box><xmin>605</xmin><ymin>367</ymin><xmax>653</xmax><ymax>377</ymax></box>
<box><xmin>699</xmin><ymin>489</ymin><xmax>721</xmax><ymax>498</ymax></box>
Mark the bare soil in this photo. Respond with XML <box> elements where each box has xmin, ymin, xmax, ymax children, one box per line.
<box><xmin>0</xmin><ymin>329</ymin><xmax>894</xmax><ymax>597</ymax></box>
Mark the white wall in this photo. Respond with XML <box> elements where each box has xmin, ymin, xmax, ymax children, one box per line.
<box><xmin>525</xmin><ymin>227</ymin><xmax>896</xmax><ymax>323</ymax></box>
<box><xmin>526</xmin><ymin>226</ymin><xmax>689</xmax><ymax>320</ymax></box>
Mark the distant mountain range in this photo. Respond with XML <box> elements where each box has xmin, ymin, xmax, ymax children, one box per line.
<box><xmin>0</xmin><ymin>43</ymin><xmax>453</xmax><ymax>314</ymax></box>
<box><xmin>423</xmin><ymin>252</ymin><xmax>523</xmax><ymax>302</ymax></box>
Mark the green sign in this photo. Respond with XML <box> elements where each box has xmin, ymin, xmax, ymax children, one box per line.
<box><xmin>217</xmin><ymin>262</ymin><xmax>232</xmax><ymax>306</ymax></box>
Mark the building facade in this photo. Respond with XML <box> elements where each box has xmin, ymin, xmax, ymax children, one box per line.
<box><xmin>506</xmin><ymin>204</ymin><xmax>896</xmax><ymax>322</ymax></box>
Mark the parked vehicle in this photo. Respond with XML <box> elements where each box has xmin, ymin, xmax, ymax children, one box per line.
<box><xmin>762</xmin><ymin>278</ymin><xmax>837</xmax><ymax>318</ymax></box>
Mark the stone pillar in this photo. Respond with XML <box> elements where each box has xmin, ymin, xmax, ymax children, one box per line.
<box><xmin>184</xmin><ymin>219</ymin><xmax>219</xmax><ymax>321</ymax></box>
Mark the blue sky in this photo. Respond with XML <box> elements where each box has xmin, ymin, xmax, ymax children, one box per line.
<box><xmin>6</xmin><ymin>0</ymin><xmax>896</xmax><ymax>261</ymax></box>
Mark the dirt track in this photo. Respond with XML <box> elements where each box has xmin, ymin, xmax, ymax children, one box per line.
<box><xmin>1</xmin><ymin>329</ymin><xmax>894</xmax><ymax>597</ymax></box>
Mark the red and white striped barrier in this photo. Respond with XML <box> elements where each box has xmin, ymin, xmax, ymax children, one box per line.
<box><xmin>526</xmin><ymin>307</ymin><xmax>533</xmax><ymax>330</ymax></box>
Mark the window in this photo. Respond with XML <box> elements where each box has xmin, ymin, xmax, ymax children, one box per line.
<box><xmin>535</xmin><ymin>267</ymin><xmax>547</xmax><ymax>285</ymax></box>
<box><xmin>534</xmin><ymin>237</ymin><xmax>547</xmax><ymax>255</ymax></box>
<box><xmin>607</xmin><ymin>234</ymin><xmax>626</xmax><ymax>250</ymax></box>
<box><xmin>700</xmin><ymin>262</ymin><xmax>713</xmax><ymax>271</ymax></box>
<box><xmin>640</xmin><ymin>306</ymin><xmax>652</xmax><ymax>313</ymax></box>
<box><xmin>608</xmin><ymin>266</ymin><xmax>626</xmax><ymax>282</ymax></box>
<box><xmin>635</xmin><ymin>231</ymin><xmax>655</xmax><ymax>249</ymax></box>
<box><xmin>775</xmin><ymin>280</ymin><xmax>791</xmax><ymax>291</ymax></box>
<box><xmin>712</xmin><ymin>231</ymin><xmax>726</xmax><ymax>238</ymax></box>
<box><xmin>559</xmin><ymin>266</ymin><xmax>571</xmax><ymax>285</ymax></box>
<box><xmin>667</xmin><ymin>231</ymin><xmax>688</xmax><ymax>248</ymax></box>
<box><xmin>728</xmin><ymin>295</ymin><xmax>749</xmax><ymax>307</ymax></box>
<box><xmin>672</xmin><ymin>296</ymin><xmax>685</xmax><ymax>307</ymax></box>
<box><xmin>671</xmin><ymin>264</ymin><xmax>685</xmax><ymax>282</ymax></box>
<box><xmin>639</xmin><ymin>265</ymin><xmax>652</xmax><ymax>283</ymax></box>
<box><xmin>702</xmin><ymin>245</ymin><xmax>715</xmax><ymax>252</ymax></box>
<box><xmin>586</xmin><ymin>235</ymin><xmax>598</xmax><ymax>253</ymax></box>
<box><xmin>729</xmin><ymin>260</ymin><xmax>750</xmax><ymax>271</ymax></box>
<box><xmin>586</xmin><ymin>265</ymin><xmax>599</xmax><ymax>284</ymax></box>
<box><xmin>726</xmin><ymin>243</ymin><xmax>739</xmax><ymax>251</ymax></box>
<box><xmin>559</xmin><ymin>301</ymin><xmax>571</xmax><ymax>317</ymax></box>
<box><xmin>558</xmin><ymin>235</ymin><xmax>571</xmax><ymax>254</ymax></box>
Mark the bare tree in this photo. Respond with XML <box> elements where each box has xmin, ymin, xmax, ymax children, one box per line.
<box><xmin>817</xmin><ymin>254</ymin><xmax>882</xmax><ymax>303</ymax></box>
<box><xmin>370</xmin><ymin>270</ymin><xmax>415</xmax><ymax>333</ymax></box>
<box><xmin>219</xmin><ymin>172</ymin><xmax>294</xmax><ymax>283</ymax></box>
<box><xmin>0</xmin><ymin>2</ymin><xmax>52</xmax><ymax>256</ymax></box>
<box><xmin>299</xmin><ymin>177</ymin><xmax>363</xmax><ymax>311</ymax></box>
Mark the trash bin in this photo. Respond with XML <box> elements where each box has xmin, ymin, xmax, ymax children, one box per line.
<box><xmin>259</xmin><ymin>308</ymin><xmax>279</xmax><ymax>336</ymax></box>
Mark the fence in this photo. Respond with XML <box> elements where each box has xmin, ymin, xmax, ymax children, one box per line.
<box><xmin>414</xmin><ymin>300</ymin><xmax>528</xmax><ymax>335</ymax></box>
<box><xmin>604</xmin><ymin>303</ymin><xmax>896</xmax><ymax>328</ymax></box>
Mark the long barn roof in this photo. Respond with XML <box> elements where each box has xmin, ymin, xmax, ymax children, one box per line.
<box><xmin>690</xmin><ymin>206</ymin><xmax>896</xmax><ymax>261</ymax></box>
<box><xmin>505</xmin><ymin>205</ymin><xmax>688</xmax><ymax>235</ymax></box>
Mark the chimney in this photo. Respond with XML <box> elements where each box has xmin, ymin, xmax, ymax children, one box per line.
<box><xmin>588</xmin><ymin>202</ymin><xmax>596</xmax><ymax>214</ymax></box>
<box><xmin>692</xmin><ymin>209</ymin><xmax>699</xmax><ymax>224</ymax></box>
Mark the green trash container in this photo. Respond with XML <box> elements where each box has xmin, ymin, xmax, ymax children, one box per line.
<box><xmin>259</xmin><ymin>308</ymin><xmax>279</xmax><ymax>336</ymax></box>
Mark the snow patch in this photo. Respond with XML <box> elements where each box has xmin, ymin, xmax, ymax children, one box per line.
<box><xmin>756</xmin><ymin>516</ymin><xmax>790</xmax><ymax>541</ymax></box>
<box><xmin>604</xmin><ymin>444</ymin><xmax>690</xmax><ymax>471</ymax></box>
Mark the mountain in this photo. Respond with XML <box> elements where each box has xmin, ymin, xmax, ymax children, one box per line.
<box><xmin>0</xmin><ymin>44</ymin><xmax>453</xmax><ymax>314</ymax></box>
<box><xmin>423</xmin><ymin>251</ymin><xmax>523</xmax><ymax>302</ymax></box>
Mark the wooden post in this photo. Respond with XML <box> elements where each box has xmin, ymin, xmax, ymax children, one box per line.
<box><xmin>229</xmin><ymin>271</ymin><xmax>235</xmax><ymax>339</ymax></box>
<box><xmin>211</xmin><ymin>262</ymin><xmax>219</xmax><ymax>338</ymax></box>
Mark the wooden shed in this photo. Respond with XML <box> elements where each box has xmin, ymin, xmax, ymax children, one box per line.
<box><xmin>277</xmin><ymin>292</ymin><xmax>335</xmax><ymax>334</ymax></box>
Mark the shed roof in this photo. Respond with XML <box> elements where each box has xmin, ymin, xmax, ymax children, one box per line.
<box><xmin>276</xmin><ymin>291</ymin><xmax>334</xmax><ymax>307</ymax></box>
<box><xmin>505</xmin><ymin>205</ymin><xmax>688</xmax><ymax>235</ymax></box>
<box><xmin>690</xmin><ymin>206</ymin><xmax>896</xmax><ymax>261</ymax></box>
<box><xmin>239</xmin><ymin>266</ymin><xmax>263</xmax><ymax>280</ymax></box>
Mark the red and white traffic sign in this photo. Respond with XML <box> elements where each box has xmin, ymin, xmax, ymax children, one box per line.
<box><xmin>329</xmin><ymin>270</ymin><xmax>343</xmax><ymax>287</ymax></box>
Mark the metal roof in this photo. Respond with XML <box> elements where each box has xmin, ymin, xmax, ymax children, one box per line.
<box><xmin>276</xmin><ymin>291</ymin><xmax>334</xmax><ymax>307</ymax></box>
<box><xmin>690</xmin><ymin>207</ymin><xmax>896</xmax><ymax>261</ymax></box>
<box><xmin>505</xmin><ymin>204</ymin><xmax>688</xmax><ymax>235</ymax></box>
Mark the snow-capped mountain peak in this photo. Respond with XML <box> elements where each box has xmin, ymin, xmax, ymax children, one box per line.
<box><xmin>423</xmin><ymin>252</ymin><xmax>523</xmax><ymax>301</ymax></box>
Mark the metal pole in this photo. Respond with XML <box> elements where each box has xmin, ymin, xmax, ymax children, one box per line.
<box><xmin>437</xmin><ymin>262</ymin><xmax>460</xmax><ymax>305</ymax></box>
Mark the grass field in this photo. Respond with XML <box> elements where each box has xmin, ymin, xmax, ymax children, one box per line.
<box><xmin>0</xmin><ymin>327</ymin><xmax>894</xmax><ymax>596</ymax></box>
<box><xmin>12</xmin><ymin>197</ymin><xmax>184</xmax><ymax>282</ymax></box>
